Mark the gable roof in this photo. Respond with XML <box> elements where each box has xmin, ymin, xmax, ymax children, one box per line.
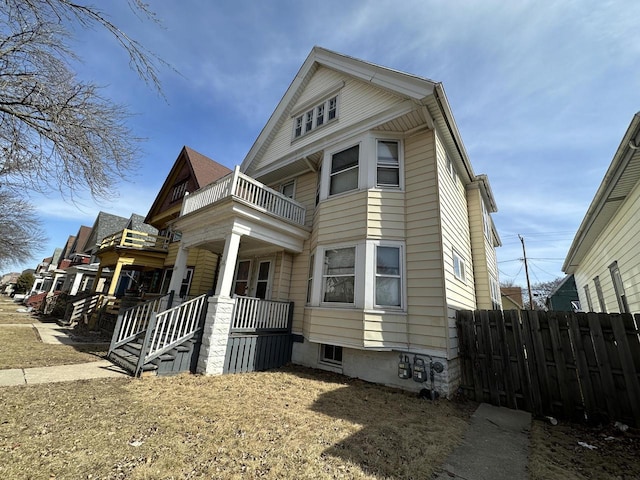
<box><xmin>239</xmin><ymin>47</ymin><xmax>497</xmax><ymax>211</ymax></box>
<box><xmin>83</xmin><ymin>212</ymin><xmax>129</xmax><ymax>254</ymax></box>
<box><xmin>563</xmin><ymin>113</ymin><xmax>640</xmax><ymax>273</ymax></box>
<box><xmin>72</xmin><ymin>226</ymin><xmax>93</xmax><ymax>254</ymax></box>
<box><xmin>145</xmin><ymin>146</ymin><xmax>232</xmax><ymax>224</ymax></box>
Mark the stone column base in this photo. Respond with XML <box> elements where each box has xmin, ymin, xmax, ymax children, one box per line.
<box><xmin>196</xmin><ymin>296</ymin><xmax>235</xmax><ymax>375</ymax></box>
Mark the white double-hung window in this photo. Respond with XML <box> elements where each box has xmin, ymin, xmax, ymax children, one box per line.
<box><xmin>376</xmin><ymin>140</ymin><xmax>400</xmax><ymax>188</ymax></box>
<box><xmin>322</xmin><ymin>247</ymin><xmax>355</xmax><ymax>304</ymax></box>
<box><xmin>375</xmin><ymin>245</ymin><xmax>402</xmax><ymax>307</ymax></box>
<box><xmin>329</xmin><ymin>145</ymin><xmax>359</xmax><ymax>195</ymax></box>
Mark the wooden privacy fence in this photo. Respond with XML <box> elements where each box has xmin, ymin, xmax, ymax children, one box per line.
<box><xmin>457</xmin><ymin>310</ymin><xmax>640</xmax><ymax>427</ymax></box>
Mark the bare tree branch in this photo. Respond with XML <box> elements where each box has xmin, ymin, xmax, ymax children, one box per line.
<box><xmin>0</xmin><ymin>1</ymin><xmax>168</xmax><ymax>267</ymax></box>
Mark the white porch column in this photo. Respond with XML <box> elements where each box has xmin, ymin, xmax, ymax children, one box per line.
<box><xmin>197</xmin><ymin>232</ymin><xmax>242</xmax><ymax>375</ymax></box>
<box><xmin>69</xmin><ymin>273</ymin><xmax>84</xmax><ymax>295</ymax></box>
<box><xmin>196</xmin><ymin>295</ymin><xmax>236</xmax><ymax>375</ymax></box>
<box><xmin>214</xmin><ymin>232</ymin><xmax>241</xmax><ymax>296</ymax></box>
<box><xmin>168</xmin><ymin>244</ymin><xmax>189</xmax><ymax>296</ymax></box>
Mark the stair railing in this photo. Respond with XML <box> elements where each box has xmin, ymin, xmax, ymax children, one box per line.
<box><xmin>135</xmin><ymin>293</ymin><xmax>209</xmax><ymax>376</ymax></box>
<box><xmin>108</xmin><ymin>293</ymin><xmax>173</xmax><ymax>355</ymax></box>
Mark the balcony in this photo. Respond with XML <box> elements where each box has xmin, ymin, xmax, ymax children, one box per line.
<box><xmin>98</xmin><ymin>229</ymin><xmax>170</xmax><ymax>252</ymax></box>
<box><xmin>181</xmin><ymin>167</ymin><xmax>306</xmax><ymax>226</ymax></box>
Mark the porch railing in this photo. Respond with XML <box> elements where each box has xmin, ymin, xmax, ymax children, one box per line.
<box><xmin>109</xmin><ymin>293</ymin><xmax>172</xmax><ymax>354</ymax></box>
<box><xmin>181</xmin><ymin>167</ymin><xmax>306</xmax><ymax>226</ymax></box>
<box><xmin>136</xmin><ymin>293</ymin><xmax>209</xmax><ymax>375</ymax></box>
<box><xmin>64</xmin><ymin>293</ymin><xmax>103</xmax><ymax>325</ymax></box>
<box><xmin>231</xmin><ymin>296</ymin><xmax>293</xmax><ymax>332</ymax></box>
<box><xmin>99</xmin><ymin>229</ymin><xmax>170</xmax><ymax>251</ymax></box>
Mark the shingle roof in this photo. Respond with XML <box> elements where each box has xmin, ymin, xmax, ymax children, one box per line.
<box><xmin>184</xmin><ymin>146</ymin><xmax>232</xmax><ymax>188</ymax></box>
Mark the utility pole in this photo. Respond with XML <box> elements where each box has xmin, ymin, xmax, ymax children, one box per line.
<box><xmin>519</xmin><ymin>234</ymin><xmax>534</xmax><ymax>310</ymax></box>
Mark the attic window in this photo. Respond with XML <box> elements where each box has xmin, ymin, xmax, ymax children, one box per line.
<box><xmin>293</xmin><ymin>95</ymin><xmax>338</xmax><ymax>139</ymax></box>
<box><xmin>171</xmin><ymin>181</ymin><xmax>188</xmax><ymax>202</ymax></box>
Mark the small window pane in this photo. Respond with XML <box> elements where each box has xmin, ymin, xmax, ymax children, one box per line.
<box><xmin>328</xmin><ymin>97</ymin><xmax>337</xmax><ymax>120</ymax></box>
<box><xmin>316</xmin><ymin>104</ymin><xmax>324</xmax><ymax>126</ymax></box>
<box><xmin>377</xmin><ymin>167</ymin><xmax>399</xmax><ymax>187</ymax></box>
<box><xmin>376</xmin><ymin>277</ymin><xmax>400</xmax><ymax>306</ymax></box>
<box><xmin>377</xmin><ymin>141</ymin><xmax>398</xmax><ymax>164</ymax></box>
<box><xmin>377</xmin><ymin>247</ymin><xmax>400</xmax><ymax>275</ymax></box>
<box><xmin>330</xmin><ymin>168</ymin><xmax>358</xmax><ymax>195</ymax></box>
<box><xmin>331</xmin><ymin>145</ymin><xmax>359</xmax><ymax>173</ymax></box>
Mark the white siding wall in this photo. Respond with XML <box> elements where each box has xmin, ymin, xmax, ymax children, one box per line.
<box><xmin>466</xmin><ymin>187</ymin><xmax>499</xmax><ymax>309</ymax></box>
<box><xmin>254</xmin><ymin>66</ymin><xmax>407</xmax><ymax>172</ymax></box>
<box><xmin>574</xmin><ymin>179</ymin><xmax>640</xmax><ymax>314</ymax></box>
<box><xmin>435</xmin><ymin>131</ymin><xmax>476</xmax><ymax>310</ymax></box>
<box><xmin>404</xmin><ymin>131</ymin><xmax>449</xmax><ymax>353</ymax></box>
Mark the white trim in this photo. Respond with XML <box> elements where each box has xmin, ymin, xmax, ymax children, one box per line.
<box><xmin>290</xmin><ymin>81</ymin><xmax>345</xmax><ymax>118</ymax></box>
<box><xmin>374</xmin><ymin>136</ymin><xmax>404</xmax><ymax>191</ymax></box>
<box><xmin>452</xmin><ymin>249</ymin><xmax>466</xmax><ymax>283</ymax></box>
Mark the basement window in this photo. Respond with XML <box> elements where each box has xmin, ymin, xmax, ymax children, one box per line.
<box><xmin>321</xmin><ymin>344</ymin><xmax>343</xmax><ymax>365</ymax></box>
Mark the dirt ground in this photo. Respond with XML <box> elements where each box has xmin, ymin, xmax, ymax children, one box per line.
<box><xmin>529</xmin><ymin>417</ymin><xmax>640</xmax><ymax>479</ymax></box>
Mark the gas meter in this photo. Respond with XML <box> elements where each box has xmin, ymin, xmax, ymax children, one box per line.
<box><xmin>397</xmin><ymin>355</ymin><xmax>412</xmax><ymax>379</ymax></box>
<box><xmin>413</xmin><ymin>356</ymin><xmax>428</xmax><ymax>383</ymax></box>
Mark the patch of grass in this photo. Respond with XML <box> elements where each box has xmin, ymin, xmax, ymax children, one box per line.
<box><xmin>0</xmin><ymin>326</ymin><xmax>107</xmax><ymax>369</ymax></box>
<box><xmin>529</xmin><ymin>418</ymin><xmax>640</xmax><ymax>479</ymax></box>
<box><xmin>0</xmin><ymin>297</ymin><xmax>34</xmax><ymax>324</ymax></box>
<box><xmin>0</xmin><ymin>367</ymin><xmax>474</xmax><ymax>479</ymax></box>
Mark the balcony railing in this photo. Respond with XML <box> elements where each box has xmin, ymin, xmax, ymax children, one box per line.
<box><xmin>99</xmin><ymin>229</ymin><xmax>170</xmax><ymax>251</ymax></box>
<box><xmin>181</xmin><ymin>166</ymin><xmax>306</xmax><ymax>226</ymax></box>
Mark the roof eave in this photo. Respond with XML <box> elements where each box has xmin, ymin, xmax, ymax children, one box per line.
<box><xmin>563</xmin><ymin>112</ymin><xmax>640</xmax><ymax>272</ymax></box>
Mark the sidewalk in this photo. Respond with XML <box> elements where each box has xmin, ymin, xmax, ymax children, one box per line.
<box><xmin>0</xmin><ymin>315</ymin><xmax>129</xmax><ymax>387</ymax></box>
<box><xmin>0</xmin><ymin>360</ymin><xmax>129</xmax><ymax>386</ymax></box>
<box><xmin>433</xmin><ymin>403</ymin><xmax>531</xmax><ymax>480</ymax></box>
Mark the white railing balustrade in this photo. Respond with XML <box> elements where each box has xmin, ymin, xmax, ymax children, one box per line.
<box><xmin>231</xmin><ymin>296</ymin><xmax>292</xmax><ymax>332</ymax></box>
<box><xmin>109</xmin><ymin>294</ymin><xmax>171</xmax><ymax>352</ymax></box>
<box><xmin>181</xmin><ymin>167</ymin><xmax>306</xmax><ymax>226</ymax></box>
<box><xmin>140</xmin><ymin>294</ymin><xmax>208</xmax><ymax>370</ymax></box>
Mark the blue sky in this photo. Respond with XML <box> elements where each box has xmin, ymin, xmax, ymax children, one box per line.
<box><xmin>9</xmin><ymin>0</ymin><xmax>640</xmax><ymax>288</ymax></box>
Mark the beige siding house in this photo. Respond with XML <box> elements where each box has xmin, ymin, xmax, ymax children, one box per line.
<box><xmin>563</xmin><ymin>113</ymin><xmax>640</xmax><ymax>314</ymax></box>
<box><xmin>169</xmin><ymin>47</ymin><xmax>500</xmax><ymax>395</ymax></box>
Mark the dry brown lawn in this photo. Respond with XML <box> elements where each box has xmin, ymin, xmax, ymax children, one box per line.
<box><xmin>0</xmin><ymin>296</ymin><xmax>35</xmax><ymax>324</ymax></box>
<box><xmin>0</xmin><ymin>326</ymin><xmax>108</xmax><ymax>369</ymax></box>
<box><xmin>0</xmin><ymin>367</ymin><xmax>474</xmax><ymax>480</ymax></box>
<box><xmin>529</xmin><ymin>418</ymin><xmax>640</xmax><ymax>479</ymax></box>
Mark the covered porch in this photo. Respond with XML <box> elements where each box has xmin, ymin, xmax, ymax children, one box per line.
<box><xmin>93</xmin><ymin>229</ymin><xmax>170</xmax><ymax>297</ymax></box>
<box><xmin>167</xmin><ymin>166</ymin><xmax>309</xmax><ymax>375</ymax></box>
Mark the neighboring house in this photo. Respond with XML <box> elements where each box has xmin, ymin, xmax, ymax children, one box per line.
<box><xmin>142</xmin><ymin>146</ymin><xmax>232</xmax><ymax>299</ymax></box>
<box><xmin>563</xmin><ymin>113</ymin><xmax>640</xmax><ymax>314</ymax></box>
<box><xmin>90</xmin><ymin>212</ymin><xmax>160</xmax><ymax>296</ymax></box>
<box><xmin>164</xmin><ymin>47</ymin><xmax>501</xmax><ymax>395</ymax></box>
<box><xmin>545</xmin><ymin>274</ymin><xmax>580</xmax><ymax>312</ymax></box>
<box><xmin>501</xmin><ymin>286</ymin><xmax>524</xmax><ymax>310</ymax></box>
<box><xmin>1</xmin><ymin>272</ymin><xmax>20</xmax><ymax>295</ymax></box>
